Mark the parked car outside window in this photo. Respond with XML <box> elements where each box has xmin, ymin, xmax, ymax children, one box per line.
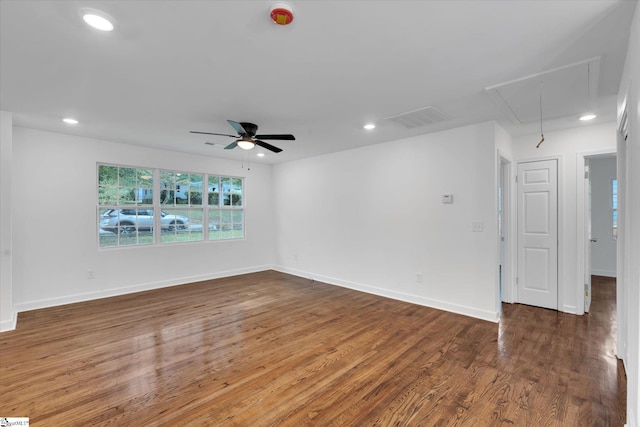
<box><xmin>100</xmin><ymin>209</ymin><xmax>189</xmax><ymax>234</ymax></box>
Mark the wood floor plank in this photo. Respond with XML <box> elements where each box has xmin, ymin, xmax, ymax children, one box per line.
<box><xmin>0</xmin><ymin>271</ymin><xmax>626</xmax><ymax>426</ymax></box>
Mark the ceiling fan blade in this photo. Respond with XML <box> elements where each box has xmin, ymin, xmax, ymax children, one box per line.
<box><xmin>255</xmin><ymin>140</ymin><xmax>283</xmax><ymax>153</ymax></box>
<box><xmin>224</xmin><ymin>141</ymin><xmax>238</xmax><ymax>150</ymax></box>
<box><xmin>190</xmin><ymin>131</ymin><xmax>237</xmax><ymax>138</ymax></box>
<box><xmin>227</xmin><ymin>120</ymin><xmax>248</xmax><ymax>136</ymax></box>
<box><xmin>255</xmin><ymin>134</ymin><xmax>295</xmax><ymax>141</ymax></box>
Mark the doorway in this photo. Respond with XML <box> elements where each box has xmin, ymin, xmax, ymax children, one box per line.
<box><xmin>498</xmin><ymin>155</ymin><xmax>511</xmax><ymax>307</ymax></box>
<box><xmin>583</xmin><ymin>155</ymin><xmax>617</xmax><ymax>313</ymax></box>
<box><xmin>577</xmin><ymin>150</ymin><xmax>617</xmax><ymax>316</ymax></box>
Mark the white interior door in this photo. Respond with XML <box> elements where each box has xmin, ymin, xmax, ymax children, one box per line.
<box><xmin>517</xmin><ymin>159</ymin><xmax>558</xmax><ymax>310</ymax></box>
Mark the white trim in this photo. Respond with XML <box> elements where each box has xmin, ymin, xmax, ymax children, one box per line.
<box><xmin>498</xmin><ymin>151</ymin><xmax>514</xmax><ymax>305</ymax></box>
<box><xmin>274</xmin><ymin>266</ymin><xmax>500</xmax><ymax>323</ymax></box>
<box><xmin>591</xmin><ymin>269</ymin><xmax>617</xmax><ymax>278</ymax></box>
<box><xmin>0</xmin><ymin>309</ymin><xmax>17</xmax><ymax>332</ymax></box>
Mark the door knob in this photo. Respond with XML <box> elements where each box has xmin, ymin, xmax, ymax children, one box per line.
<box><xmin>590</xmin><ymin>238</ymin><xmax>598</xmax><ymax>243</ymax></box>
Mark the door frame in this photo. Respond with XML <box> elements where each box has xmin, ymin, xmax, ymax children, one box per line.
<box><xmin>497</xmin><ymin>152</ymin><xmax>514</xmax><ymax>306</ymax></box>
<box><xmin>576</xmin><ymin>148</ymin><xmax>616</xmax><ymax>316</ymax></box>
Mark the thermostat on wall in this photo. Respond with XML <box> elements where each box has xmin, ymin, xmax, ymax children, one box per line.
<box><xmin>442</xmin><ymin>194</ymin><xmax>453</xmax><ymax>204</ymax></box>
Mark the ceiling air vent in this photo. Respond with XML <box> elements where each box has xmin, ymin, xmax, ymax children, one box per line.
<box><xmin>384</xmin><ymin>106</ymin><xmax>450</xmax><ymax>129</ymax></box>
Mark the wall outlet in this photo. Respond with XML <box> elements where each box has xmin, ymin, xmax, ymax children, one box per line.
<box><xmin>87</xmin><ymin>270</ymin><xmax>95</xmax><ymax>279</ymax></box>
<box><xmin>471</xmin><ymin>221</ymin><xmax>484</xmax><ymax>232</ymax></box>
<box><xmin>416</xmin><ymin>273</ymin><xmax>423</xmax><ymax>283</ymax></box>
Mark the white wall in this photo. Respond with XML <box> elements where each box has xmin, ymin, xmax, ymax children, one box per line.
<box><xmin>511</xmin><ymin>122</ymin><xmax>616</xmax><ymax>314</ymax></box>
<box><xmin>590</xmin><ymin>156</ymin><xmax>617</xmax><ymax>277</ymax></box>
<box><xmin>618</xmin><ymin>1</ymin><xmax>640</xmax><ymax>425</ymax></box>
<box><xmin>11</xmin><ymin>127</ymin><xmax>276</xmax><ymax>313</ymax></box>
<box><xmin>0</xmin><ymin>111</ymin><xmax>14</xmax><ymax>331</ymax></box>
<box><xmin>273</xmin><ymin>122</ymin><xmax>501</xmax><ymax>322</ymax></box>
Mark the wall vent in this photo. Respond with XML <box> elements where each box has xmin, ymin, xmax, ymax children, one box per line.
<box><xmin>384</xmin><ymin>106</ymin><xmax>450</xmax><ymax>129</ymax></box>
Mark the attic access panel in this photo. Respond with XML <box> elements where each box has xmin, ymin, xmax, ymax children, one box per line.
<box><xmin>485</xmin><ymin>57</ymin><xmax>600</xmax><ymax>124</ymax></box>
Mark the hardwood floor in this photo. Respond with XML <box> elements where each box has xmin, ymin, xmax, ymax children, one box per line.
<box><xmin>0</xmin><ymin>272</ymin><xmax>626</xmax><ymax>426</ymax></box>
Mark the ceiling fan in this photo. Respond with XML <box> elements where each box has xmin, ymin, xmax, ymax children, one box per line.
<box><xmin>190</xmin><ymin>120</ymin><xmax>295</xmax><ymax>153</ymax></box>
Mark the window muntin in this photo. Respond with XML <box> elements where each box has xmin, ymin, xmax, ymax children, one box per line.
<box><xmin>98</xmin><ymin>164</ymin><xmax>243</xmax><ymax>247</ymax></box>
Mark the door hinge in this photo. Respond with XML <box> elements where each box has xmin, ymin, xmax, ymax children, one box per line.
<box><xmin>515</xmin><ymin>175</ymin><xmax>518</xmax><ymax>183</ymax></box>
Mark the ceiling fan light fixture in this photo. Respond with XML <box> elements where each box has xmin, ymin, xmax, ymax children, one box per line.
<box><xmin>237</xmin><ymin>137</ymin><xmax>256</xmax><ymax>150</ymax></box>
<box><xmin>579</xmin><ymin>113</ymin><xmax>597</xmax><ymax>121</ymax></box>
<box><xmin>363</xmin><ymin>123</ymin><xmax>376</xmax><ymax>130</ymax></box>
<box><xmin>79</xmin><ymin>9</ymin><xmax>116</xmax><ymax>31</ymax></box>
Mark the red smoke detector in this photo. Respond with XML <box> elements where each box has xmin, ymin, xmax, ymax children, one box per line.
<box><xmin>270</xmin><ymin>2</ymin><xmax>294</xmax><ymax>25</ymax></box>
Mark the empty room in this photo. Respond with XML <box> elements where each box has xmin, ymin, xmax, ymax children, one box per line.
<box><xmin>1</xmin><ymin>1</ymin><xmax>639</xmax><ymax>426</ymax></box>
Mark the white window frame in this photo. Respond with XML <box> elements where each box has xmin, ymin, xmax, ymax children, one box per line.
<box><xmin>97</xmin><ymin>163</ymin><xmax>244</xmax><ymax>248</ymax></box>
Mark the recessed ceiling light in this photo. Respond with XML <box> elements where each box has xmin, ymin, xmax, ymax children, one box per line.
<box><xmin>257</xmin><ymin>153</ymin><xmax>265</xmax><ymax>157</ymax></box>
<box><xmin>80</xmin><ymin>8</ymin><xmax>115</xmax><ymax>31</ymax></box>
<box><xmin>579</xmin><ymin>114</ymin><xmax>596</xmax><ymax>121</ymax></box>
<box><xmin>364</xmin><ymin>123</ymin><xmax>376</xmax><ymax>130</ymax></box>
<box><xmin>62</xmin><ymin>118</ymin><xmax>79</xmax><ymax>125</ymax></box>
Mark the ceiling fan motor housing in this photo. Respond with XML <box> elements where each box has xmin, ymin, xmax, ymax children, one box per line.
<box><xmin>239</xmin><ymin>122</ymin><xmax>258</xmax><ymax>137</ymax></box>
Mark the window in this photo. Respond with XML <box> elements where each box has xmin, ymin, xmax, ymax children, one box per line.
<box><xmin>208</xmin><ymin>176</ymin><xmax>244</xmax><ymax>240</ymax></box>
<box><xmin>160</xmin><ymin>171</ymin><xmax>204</xmax><ymax>243</ymax></box>
<box><xmin>98</xmin><ymin>165</ymin><xmax>154</xmax><ymax>247</ymax></box>
<box><xmin>98</xmin><ymin>164</ymin><xmax>244</xmax><ymax>247</ymax></box>
<box><xmin>612</xmin><ymin>178</ymin><xmax>618</xmax><ymax>239</ymax></box>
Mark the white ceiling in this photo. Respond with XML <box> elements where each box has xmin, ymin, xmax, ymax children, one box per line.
<box><xmin>0</xmin><ymin>0</ymin><xmax>636</xmax><ymax>164</ymax></box>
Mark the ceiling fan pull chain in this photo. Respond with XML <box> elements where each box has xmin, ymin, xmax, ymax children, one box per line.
<box><xmin>536</xmin><ymin>81</ymin><xmax>545</xmax><ymax>148</ymax></box>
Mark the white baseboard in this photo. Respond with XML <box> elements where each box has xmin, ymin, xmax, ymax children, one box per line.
<box><xmin>0</xmin><ymin>308</ymin><xmax>17</xmax><ymax>332</ymax></box>
<box><xmin>591</xmin><ymin>269</ymin><xmax>616</xmax><ymax>278</ymax></box>
<box><xmin>274</xmin><ymin>266</ymin><xmax>499</xmax><ymax>323</ymax></box>
<box><xmin>13</xmin><ymin>265</ymin><xmax>273</xmax><ymax>315</ymax></box>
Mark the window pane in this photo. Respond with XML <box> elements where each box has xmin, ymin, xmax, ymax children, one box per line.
<box><xmin>220</xmin><ymin>177</ymin><xmax>242</xmax><ymax>206</ymax></box>
<box><xmin>160</xmin><ymin>208</ymin><xmax>203</xmax><ymax>243</ymax></box>
<box><xmin>119</xmin><ymin>167</ymin><xmax>137</xmax><ymax>187</ymax></box>
<box><xmin>98</xmin><ymin>165</ymin><xmax>118</xmax><ymax>186</ymax></box>
<box><xmin>137</xmin><ymin>169</ymin><xmax>153</xmax><ymax>188</ymax></box>
<box><xmin>98</xmin><ymin>186</ymin><xmax>118</xmax><ymax>205</ymax></box>
<box><xmin>98</xmin><ymin>165</ymin><xmax>119</xmax><ymax>205</ymax></box>
<box><xmin>119</xmin><ymin>187</ymin><xmax>137</xmax><ymax>204</ymax></box>
<box><xmin>208</xmin><ymin>176</ymin><xmax>220</xmax><ymax>206</ymax></box>
<box><xmin>209</xmin><ymin>208</ymin><xmax>244</xmax><ymax>240</ymax></box>
<box><xmin>98</xmin><ymin>207</ymin><xmax>154</xmax><ymax>247</ymax></box>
